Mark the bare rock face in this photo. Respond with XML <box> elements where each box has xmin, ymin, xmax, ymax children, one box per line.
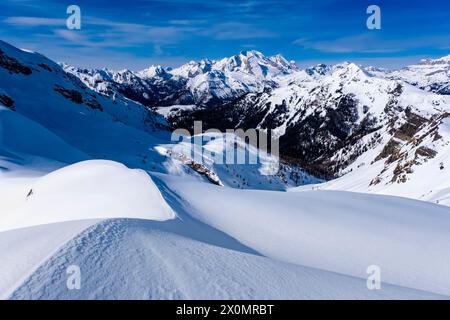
<box><xmin>0</xmin><ymin>49</ymin><xmax>32</xmax><ymax>75</ymax></box>
<box><xmin>54</xmin><ymin>85</ymin><xmax>84</xmax><ymax>104</ymax></box>
<box><xmin>0</xmin><ymin>93</ymin><xmax>15</xmax><ymax>110</ymax></box>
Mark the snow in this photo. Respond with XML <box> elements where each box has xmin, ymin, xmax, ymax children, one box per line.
<box><xmin>0</xmin><ymin>160</ymin><xmax>175</xmax><ymax>232</ymax></box>
<box><xmin>0</xmin><ymin>220</ymin><xmax>98</xmax><ymax>299</ymax></box>
<box><xmin>5</xmin><ymin>218</ymin><xmax>443</xmax><ymax>299</ymax></box>
<box><xmin>136</xmin><ymin>65</ymin><xmax>166</xmax><ymax>78</ymax></box>
<box><xmin>162</xmin><ymin>175</ymin><xmax>450</xmax><ymax>297</ymax></box>
<box><xmin>366</xmin><ymin>54</ymin><xmax>450</xmax><ymax>94</ymax></box>
<box><xmin>156</xmin><ymin>104</ymin><xmax>196</xmax><ymax>117</ymax></box>
<box><xmin>1</xmin><ymin>173</ymin><xmax>449</xmax><ymax>299</ymax></box>
<box><xmin>0</xmin><ymin>106</ymin><xmax>88</xmax><ymax>164</ymax></box>
<box><xmin>157</xmin><ymin>131</ymin><xmax>320</xmax><ymax>190</ymax></box>
<box><xmin>144</xmin><ymin>50</ymin><xmax>298</xmax><ymax>105</ymax></box>
<box><xmin>294</xmin><ymin>117</ymin><xmax>450</xmax><ymax>206</ymax></box>
<box><xmin>0</xmin><ymin>40</ymin><xmax>173</xmax><ymax>176</ymax></box>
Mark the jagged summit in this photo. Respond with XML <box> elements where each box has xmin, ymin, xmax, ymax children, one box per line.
<box><xmin>137</xmin><ymin>65</ymin><xmax>168</xmax><ymax>78</ymax></box>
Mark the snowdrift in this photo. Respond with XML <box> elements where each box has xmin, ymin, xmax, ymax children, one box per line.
<box><xmin>294</xmin><ymin>117</ymin><xmax>450</xmax><ymax>206</ymax></box>
<box><xmin>0</xmin><ymin>220</ymin><xmax>98</xmax><ymax>299</ymax></box>
<box><xmin>0</xmin><ymin>160</ymin><xmax>175</xmax><ymax>231</ymax></box>
<box><xmin>4</xmin><ymin>219</ymin><xmax>444</xmax><ymax>299</ymax></box>
<box><xmin>162</xmin><ymin>175</ymin><xmax>450</xmax><ymax>296</ymax></box>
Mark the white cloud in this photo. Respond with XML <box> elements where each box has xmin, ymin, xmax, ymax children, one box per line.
<box><xmin>293</xmin><ymin>33</ymin><xmax>450</xmax><ymax>54</ymax></box>
<box><xmin>4</xmin><ymin>16</ymin><xmax>65</xmax><ymax>26</ymax></box>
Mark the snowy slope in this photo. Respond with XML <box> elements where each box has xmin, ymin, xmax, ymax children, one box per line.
<box><xmin>0</xmin><ymin>220</ymin><xmax>99</xmax><ymax>299</ymax></box>
<box><xmin>0</xmin><ymin>40</ymin><xmax>172</xmax><ymax>175</ymax></box>
<box><xmin>0</xmin><ymin>105</ymin><xmax>88</xmax><ymax>165</ymax></box>
<box><xmin>292</xmin><ymin>113</ymin><xmax>450</xmax><ymax>205</ymax></box>
<box><xmin>161</xmin><ymin>175</ymin><xmax>450</xmax><ymax>296</ymax></box>
<box><xmin>4</xmin><ymin>218</ymin><xmax>444</xmax><ymax>300</ymax></box>
<box><xmin>156</xmin><ymin>131</ymin><xmax>321</xmax><ymax>190</ymax></box>
<box><xmin>1</xmin><ymin>172</ymin><xmax>449</xmax><ymax>299</ymax></box>
<box><xmin>0</xmin><ymin>41</ymin><xmax>166</xmax><ymax>134</ymax></box>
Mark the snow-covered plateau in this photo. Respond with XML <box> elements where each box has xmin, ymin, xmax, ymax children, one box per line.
<box><xmin>1</xmin><ymin>39</ymin><xmax>450</xmax><ymax>299</ymax></box>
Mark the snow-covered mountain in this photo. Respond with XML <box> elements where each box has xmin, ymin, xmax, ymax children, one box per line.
<box><xmin>0</xmin><ymin>40</ymin><xmax>183</xmax><ymax>177</ymax></box>
<box><xmin>62</xmin><ymin>50</ymin><xmax>299</xmax><ymax>107</ymax></box>
<box><xmin>171</xmin><ymin>59</ymin><xmax>450</xmax><ymax>195</ymax></box>
<box><xmin>18</xmin><ymin>41</ymin><xmax>450</xmax><ymax>202</ymax></box>
<box><xmin>366</xmin><ymin>55</ymin><xmax>450</xmax><ymax>95</ymax></box>
<box><xmin>168</xmin><ymin>50</ymin><xmax>297</xmax><ymax>82</ymax></box>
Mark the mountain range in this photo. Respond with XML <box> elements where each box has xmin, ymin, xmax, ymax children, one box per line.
<box><xmin>61</xmin><ymin>47</ymin><xmax>450</xmax><ymax>204</ymax></box>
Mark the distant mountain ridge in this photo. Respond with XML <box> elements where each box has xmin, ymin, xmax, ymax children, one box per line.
<box><xmin>2</xmin><ymin>38</ymin><xmax>450</xmax><ymax>202</ymax></box>
<box><xmin>62</xmin><ymin>50</ymin><xmax>299</xmax><ymax>108</ymax></box>
<box><xmin>62</xmin><ymin>51</ymin><xmax>450</xmax><ymax>111</ymax></box>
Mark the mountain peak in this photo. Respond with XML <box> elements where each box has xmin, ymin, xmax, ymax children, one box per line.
<box><xmin>137</xmin><ymin>65</ymin><xmax>167</xmax><ymax>78</ymax></box>
<box><xmin>239</xmin><ymin>50</ymin><xmax>265</xmax><ymax>58</ymax></box>
<box><xmin>332</xmin><ymin>61</ymin><xmax>363</xmax><ymax>72</ymax></box>
<box><xmin>269</xmin><ymin>53</ymin><xmax>296</xmax><ymax>68</ymax></box>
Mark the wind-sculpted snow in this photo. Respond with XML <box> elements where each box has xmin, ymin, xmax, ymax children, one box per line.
<box><xmin>163</xmin><ymin>175</ymin><xmax>450</xmax><ymax>297</ymax></box>
<box><xmin>0</xmin><ymin>160</ymin><xmax>175</xmax><ymax>232</ymax></box>
<box><xmin>0</xmin><ymin>220</ymin><xmax>99</xmax><ymax>299</ymax></box>
<box><xmin>3</xmin><ymin>218</ymin><xmax>445</xmax><ymax>299</ymax></box>
<box><xmin>1</xmin><ymin>174</ymin><xmax>448</xmax><ymax>299</ymax></box>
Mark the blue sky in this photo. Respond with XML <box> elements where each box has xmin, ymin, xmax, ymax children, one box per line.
<box><xmin>1</xmin><ymin>0</ymin><xmax>449</xmax><ymax>70</ymax></box>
